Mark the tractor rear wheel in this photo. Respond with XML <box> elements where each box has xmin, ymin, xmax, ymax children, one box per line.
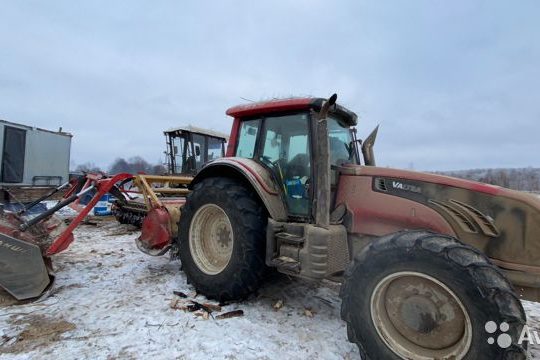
<box><xmin>340</xmin><ymin>230</ymin><xmax>527</xmax><ymax>360</ymax></box>
<box><xmin>177</xmin><ymin>177</ymin><xmax>267</xmax><ymax>301</ymax></box>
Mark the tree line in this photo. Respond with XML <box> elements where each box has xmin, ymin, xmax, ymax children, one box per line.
<box><xmin>74</xmin><ymin>157</ymin><xmax>167</xmax><ymax>175</ymax></box>
<box><xmin>436</xmin><ymin>167</ymin><xmax>540</xmax><ymax>192</ymax></box>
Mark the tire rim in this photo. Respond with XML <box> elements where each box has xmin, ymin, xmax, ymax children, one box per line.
<box><xmin>370</xmin><ymin>271</ymin><xmax>472</xmax><ymax>359</ymax></box>
<box><xmin>189</xmin><ymin>203</ymin><xmax>234</xmax><ymax>275</ymax></box>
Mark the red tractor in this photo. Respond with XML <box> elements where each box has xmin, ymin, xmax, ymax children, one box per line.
<box><xmin>174</xmin><ymin>94</ymin><xmax>538</xmax><ymax>359</ymax></box>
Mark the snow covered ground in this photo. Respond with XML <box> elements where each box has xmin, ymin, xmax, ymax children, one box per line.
<box><xmin>1</xmin><ymin>220</ymin><xmax>540</xmax><ymax>359</ymax></box>
<box><xmin>0</xmin><ymin>221</ymin><xmax>359</xmax><ymax>359</ymax></box>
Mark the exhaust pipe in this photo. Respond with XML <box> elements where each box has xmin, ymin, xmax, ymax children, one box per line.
<box><xmin>362</xmin><ymin>125</ymin><xmax>379</xmax><ymax>166</ymax></box>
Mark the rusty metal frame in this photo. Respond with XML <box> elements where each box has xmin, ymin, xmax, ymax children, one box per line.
<box><xmin>46</xmin><ymin>172</ymin><xmax>133</xmax><ymax>255</ymax></box>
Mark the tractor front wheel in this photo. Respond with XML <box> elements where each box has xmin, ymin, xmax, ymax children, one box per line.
<box><xmin>177</xmin><ymin>177</ymin><xmax>267</xmax><ymax>302</ymax></box>
<box><xmin>340</xmin><ymin>230</ymin><xmax>527</xmax><ymax>360</ymax></box>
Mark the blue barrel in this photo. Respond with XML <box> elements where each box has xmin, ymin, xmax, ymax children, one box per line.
<box><xmin>93</xmin><ymin>194</ymin><xmax>114</xmax><ymax>216</ymax></box>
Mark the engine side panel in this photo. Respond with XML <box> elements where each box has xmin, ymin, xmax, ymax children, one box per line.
<box><xmin>336</xmin><ymin>170</ymin><xmax>540</xmax><ymax>269</ymax></box>
<box><xmin>336</xmin><ymin>175</ymin><xmax>456</xmax><ymax>237</ymax></box>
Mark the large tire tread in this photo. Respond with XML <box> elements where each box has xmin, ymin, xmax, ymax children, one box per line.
<box><xmin>177</xmin><ymin>177</ymin><xmax>267</xmax><ymax>302</ymax></box>
<box><xmin>340</xmin><ymin>230</ymin><xmax>527</xmax><ymax>360</ymax></box>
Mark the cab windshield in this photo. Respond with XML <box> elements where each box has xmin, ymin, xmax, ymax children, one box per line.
<box><xmin>328</xmin><ymin>117</ymin><xmax>358</xmax><ymax>166</ymax></box>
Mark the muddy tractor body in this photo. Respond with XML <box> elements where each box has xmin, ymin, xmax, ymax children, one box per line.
<box><xmin>177</xmin><ymin>95</ymin><xmax>539</xmax><ymax>359</ymax></box>
<box><xmin>187</xmin><ymin>96</ymin><xmax>540</xmax><ymax>295</ymax></box>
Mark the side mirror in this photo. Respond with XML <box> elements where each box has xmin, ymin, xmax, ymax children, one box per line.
<box><xmin>173</xmin><ymin>146</ymin><xmax>178</xmax><ymax>155</ymax></box>
<box><xmin>195</xmin><ymin>145</ymin><xmax>201</xmax><ymax>157</ymax></box>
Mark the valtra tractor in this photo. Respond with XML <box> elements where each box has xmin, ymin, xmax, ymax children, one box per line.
<box><xmin>2</xmin><ymin>94</ymin><xmax>540</xmax><ymax>359</ymax></box>
<box><xmin>174</xmin><ymin>94</ymin><xmax>538</xmax><ymax>359</ymax></box>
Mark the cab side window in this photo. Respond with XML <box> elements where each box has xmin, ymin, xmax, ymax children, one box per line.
<box><xmin>208</xmin><ymin>137</ymin><xmax>224</xmax><ymax>161</ymax></box>
<box><xmin>191</xmin><ymin>134</ymin><xmax>206</xmax><ymax>169</ymax></box>
<box><xmin>235</xmin><ymin>119</ymin><xmax>260</xmax><ymax>158</ymax></box>
<box><xmin>259</xmin><ymin>114</ymin><xmax>310</xmax><ymax>216</ymax></box>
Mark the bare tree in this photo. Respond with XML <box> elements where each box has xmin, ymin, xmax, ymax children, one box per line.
<box><xmin>75</xmin><ymin>162</ymin><xmax>102</xmax><ymax>173</ymax></box>
<box><xmin>109</xmin><ymin>158</ymin><xmax>130</xmax><ymax>174</ymax></box>
<box><xmin>437</xmin><ymin>168</ymin><xmax>540</xmax><ymax>192</ymax></box>
<box><xmin>108</xmin><ymin>157</ymin><xmax>166</xmax><ymax>175</ymax></box>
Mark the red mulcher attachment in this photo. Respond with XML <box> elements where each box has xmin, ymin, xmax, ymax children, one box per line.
<box><xmin>0</xmin><ymin>172</ymin><xmax>132</xmax><ymax>301</ymax></box>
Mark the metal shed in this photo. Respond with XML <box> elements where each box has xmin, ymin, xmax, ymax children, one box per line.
<box><xmin>0</xmin><ymin>120</ymin><xmax>72</xmax><ymax>186</ymax></box>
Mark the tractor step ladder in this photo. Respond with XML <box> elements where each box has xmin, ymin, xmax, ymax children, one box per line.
<box><xmin>271</xmin><ymin>231</ymin><xmax>304</xmax><ymax>273</ymax></box>
<box><xmin>272</xmin><ymin>256</ymin><xmax>300</xmax><ymax>272</ymax></box>
<box><xmin>275</xmin><ymin>232</ymin><xmax>305</xmax><ymax>246</ymax></box>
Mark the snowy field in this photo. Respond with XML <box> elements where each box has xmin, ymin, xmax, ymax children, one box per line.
<box><xmin>1</xmin><ymin>220</ymin><xmax>540</xmax><ymax>359</ymax></box>
<box><xmin>0</xmin><ymin>221</ymin><xmax>359</xmax><ymax>359</ymax></box>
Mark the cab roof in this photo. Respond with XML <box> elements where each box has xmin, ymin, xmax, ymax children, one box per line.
<box><xmin>164</xmin><ymin>124</ymin><xmax>229</xmax><ymax>141</ymax></box>
<box><xmin>226</xmin><ymin>97</ymin><xmax>358</xmax><ymax>126</ymax></box>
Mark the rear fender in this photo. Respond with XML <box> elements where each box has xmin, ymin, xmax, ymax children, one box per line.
<box><xmin>191</xmin><ymin>158</ymin><xmax>287</xmax><ymax>221</ymax></box>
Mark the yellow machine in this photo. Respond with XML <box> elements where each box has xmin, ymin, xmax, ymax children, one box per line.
<box><xmin>112</xmin><ymin>126</ymin><xmax>228</xmax><ymax>228</ymax></box>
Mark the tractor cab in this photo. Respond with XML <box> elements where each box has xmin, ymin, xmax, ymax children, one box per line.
<box><xmin>226</xmin><ymin>98</ymin><xmax>362</xmax><ymax>219</ymax></box>
<box><xmin>164</xmin><ymin>125</ymin><xmax>229</xmax><ymax>175</ymax></box>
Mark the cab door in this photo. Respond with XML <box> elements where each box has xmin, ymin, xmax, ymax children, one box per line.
<box><xmin>257</xmin><ymin>113</ymin><xmax>311</xmax><ymax>217</ymax></box>
<box><xmin>234</xmin><ymin>113</ymin><xmax>312</xmax><ymax>218</ymax></box>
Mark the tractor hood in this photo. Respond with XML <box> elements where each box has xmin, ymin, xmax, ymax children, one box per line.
<box><xmin>340</xmin><ymin>165</ymin><xmax>540</xmax><ymax>272</ymax></box>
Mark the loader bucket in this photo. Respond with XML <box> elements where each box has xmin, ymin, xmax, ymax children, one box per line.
<box><xmin>0</xmin><ymin>233</ymin><xmax>51</xmax><ymax>300</ymax></box>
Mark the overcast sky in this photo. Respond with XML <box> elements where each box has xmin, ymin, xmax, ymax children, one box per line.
<box><xmin>0</xmin><ymin>1</ymin><xmax>538</xmax><ymax>171</ymax></box>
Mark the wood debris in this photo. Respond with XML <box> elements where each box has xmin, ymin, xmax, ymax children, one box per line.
<box><xmin>173</xmin><ymin>291</ymin><xmax>188</xmax><ymax>298</ymax></box>
<box><xmin>215</xmin><ymin>310</ymin><xmax>244</xmax><ymax>320</ymax></box>
<box><xmin>187</xmin><ymin>300</ymin><xmax>221</xmax><ymax>313</ymax></box>
<box><xmin>273</xmin><ymin>299</ymin><xmax>284</xmax><ymax>311</ymax></box>
<box><xmin>169</xmin><ymin>293</ymin><xmax>242</xmax><ymax>320</ymax></box>
<box><xmin>169</xmin><ymin>297</ymin><xmax>221</xmax><ymax>315</ymax></box>
<box><xmin>199</xmin><ymin>302</ymin><xmax>221</xmax><ymax>312</ymax></box>
<box><xmin>169</xmin><ymin>298</ymin><xmax>182</xmax><ymax>310</ymax></box>
<box><xmin>193</xmin><ymin>310</ymin><xmax>210</xmax><ymax>320</ymax></box>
